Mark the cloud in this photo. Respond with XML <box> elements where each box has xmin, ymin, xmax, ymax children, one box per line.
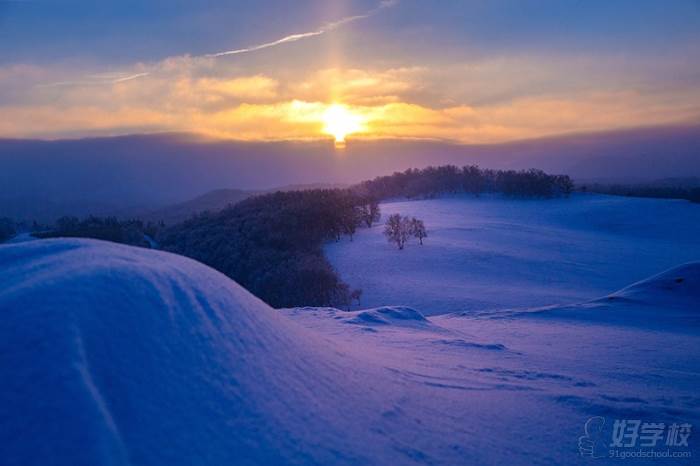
<box><xmin>205</xmin><ymin>1</ymin><xmax>399</xmax><ymax>58</ymax></box>
<box><xmin>292</xmin><ymin>67</ymin><xmax>423</xmax><ymax>105</ymax></box>
<box><xmin>3</xmin><ymin>84</ymin><xmax>699</xmax><ymax>143</ymax></box>
<box><xmin>3</xmin><ymin>48</ymin><xmax>699</xmax><ymax>143</ymax></box>
<box><xmin>0</xmin><ymin>105</ymin><xmax>173</xmax><ymax>137</ymax></box>
<box><xmin>191</xmin><ymin>76</ymin><xmax>279</xmax><ymax>101</ymax></box>
<box><xmin>39</xmin><ymin>0</ymin><xmax>399</xmax><ymax>89</ymax></box>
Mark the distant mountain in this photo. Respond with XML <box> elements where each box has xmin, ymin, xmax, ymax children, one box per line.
<box><xmin>0</xmin><ymin>196</ymin><xmax>125</xmax><ymax>225</ymax></box>
<box><xmin>141</xmin><ymin>182</ymin><xmax>346</xmax><ymax>225</ymax></box>
<box><xmin>2</xmin><ymin>124</ymin><xmax>699</xmax><ymax>221</ymax></box>
<box><xmin>647</xmin><ymin>177</ymin><xmax>700</xmax><ymax>188</ymax></box>
<box><xmin>142</xmin><ymin>189</ymin><xmax>255</xmax><ymax>225</ymax></box>
<box><xmin>0</xmin><ymin>183</ymin><xmax>348</xmax><ymax>225</ymax></box>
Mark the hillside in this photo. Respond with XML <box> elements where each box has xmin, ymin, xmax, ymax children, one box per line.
<box><xmin>0</xmin><ymin>239</ymin><xmax>395</xmax><ymax>465</ymax></box>
<box><xmin>143</xmin><ymin>183</ymin><xmax>346</xmax><ymax>225</ymax></box>
<box><xmin>326</xmin><ymin>193</ymin><xmax>700</xmax><ymax>314</ymax></box>
<box><xmin>142</xmin><ymin>188</ymin><xmax>256</xmax><ymax>224</ymax></box>
<box><xmin>1</xmin><ymin>239</ymin><xmax>698</xmax><ymax>465</ymax></box>
<box><xmin>519</xmin><ymin>261</ymin><xmax>700</xmax><ymax>330</ymax></box>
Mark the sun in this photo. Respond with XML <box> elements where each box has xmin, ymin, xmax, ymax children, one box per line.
<box><xmin>322</xmin><ymin>104</ymin><xmax>363</xmax><ymax>147</ymax></box>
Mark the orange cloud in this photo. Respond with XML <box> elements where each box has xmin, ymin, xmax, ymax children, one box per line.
<box><xmin>292</xmin><ymin>67</ymin><xmax>423</xmax><ymax>105</ymax></box>
<box><xmin>194</xmin><ymin>76</ymin><xmax>279</xmax><ymax>100</ymax></box>
<box><xmin>1</xmin><ymin>59</ymin><xmax>699</xmax><ymax>142</ymax></box>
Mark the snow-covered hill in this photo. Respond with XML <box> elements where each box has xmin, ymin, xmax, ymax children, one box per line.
<box><xmin>516</xmin><ymin>262</ymin><xmax>700</xmax><ymax>330</ymax></box>
<box><xmin>1</xmin><ymin>239</ymin><xmax>698</xmax><ymax>465</ymax></box>
<box><xmin>0</xmin><ymin>239</ymin><xmax>401</xmax><ymax>466</ymax></box>
<box><xmin>326</xmin><ymin>193</ymin><xmax>700</xmax><ymax>314</ymax></box>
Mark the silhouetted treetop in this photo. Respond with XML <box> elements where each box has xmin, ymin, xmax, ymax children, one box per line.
<box><xmin>352</xmin><ymin>165</ymin><xmax>573</xmax><ymax>200</ymax></box>
<box><xmin>159</xmin><ymin>189</ymin><xmax>375</xmax><ymax>308</ymax></box>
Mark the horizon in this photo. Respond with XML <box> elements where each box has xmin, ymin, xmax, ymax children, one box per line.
<box><xmin>3</xmin><ymin>120</ymin><xmax>700</xmax><ymax>145</ymax></box>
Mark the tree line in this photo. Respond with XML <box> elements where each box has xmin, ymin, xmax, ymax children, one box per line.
<box><xmin>352</xmin><ymin>165</ymin><xmax>574</xmax><ymax>200</ymax></box>
<box><xmin>581</xmin><ymin>183</ymin><xmax>700</xmax><ymax>203</ymax></box>
<box><xmin>33</xmin><ymin>216</ymin><xmax>161</xmax><ymax>248</ymax></box>
<box><xmin>0</xmin><ymin>218</ymin><xmax>49</xmax><ymax>243</ymax></box>
<box><xmin>158</xmin><ymin>189</ymin><xmax>380</xmax><ymax>308</ymax></box>
<box><xmin>0</xmin><ymin>218</ymin><xmax>15</xmax><ymax>243</ymax></box>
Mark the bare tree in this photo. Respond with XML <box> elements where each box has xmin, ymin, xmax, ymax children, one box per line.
<box><xmin>368</xmin><ymin>201</ymin><xmax>381</xmax><ymax>226</ymax></box>
<box><xmin>383</xmin><ymin>214</ymin><xmax>411</xmax><ymax>250</ymax></box>
<box><xmin>409</xmin><ymin>217</ymin><xmax>427</xmax><ymax>245</ymax></box>
<box><xmin>341</xmin><ymin>206</ymin><xmax>361</xmax><ymax>240</ymax></box>
<box><xmin>359</xmin><ymin>200</ymin><xmax>381</xmax><ymax>228</ymax></box>
<box><xmin>350</xmin><ymin>288</ymin><xmax>362</xmax><ymax>307</ymax></box>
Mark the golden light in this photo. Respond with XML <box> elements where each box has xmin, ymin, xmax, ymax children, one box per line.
<box><xmin>322</xmin><ymin>104</ymin><xmax>364</xmax><ymax>147</ymax></box>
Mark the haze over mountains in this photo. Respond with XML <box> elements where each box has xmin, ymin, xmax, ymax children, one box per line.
<box><xmin>1</xmin><ymin>124</ymin><xmax>699</xmax><ymax>222</ymax></box>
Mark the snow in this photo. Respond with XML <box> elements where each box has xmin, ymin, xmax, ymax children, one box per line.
<box><xmin>341</xmin><ymin>306</ymin><xmax>431</xmax><ymax>327</ymax></box>
<box><xmin>4</xmin><ymin>232</ymin><xmax>37</xmax><ymax>244</ymax></box>
<box><xmin>515</xmin><ymin>262</ymin><xmax>700</xmax><ymax>331</ymax></box>
<box><xmin>2</xmin><ymin>233</ymin><xmax>699</xmax><ymax>464</ymax></box>
<box><xmin>325</xmin><ymin>193</ymin><xmax>700</xmax><ymax>314</ymax></box>
<box><xmin>608</xmin><ymin>262</ymin><xmax>700</xmax><ymax>308</ymax></box>
<box><xmin>0</xmin><ymin>239</ymin><xmax>398</xmax><ymax>466</ymax></box>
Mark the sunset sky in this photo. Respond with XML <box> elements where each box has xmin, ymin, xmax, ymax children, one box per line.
<box><xmin>1</xmin><ymin>0</ymin><xmax>699</xmax><ymax>143</ymax></box>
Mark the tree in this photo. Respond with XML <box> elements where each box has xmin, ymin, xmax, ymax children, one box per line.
<box><xmin>360</xmin><ymin>200</ymin><xmax>381</xmax><ymax>227</ymax></box>
<box><xmin>0</xmin><ymin>217</ymin><xmax>15</xmax><ymax>243</ymax></box>
<box><xmin>383</xmin><ymin>214</ymin><xmax>411</xmax><ymax>250</ymax></box>
<box><xmin>349</xmin><ymin>289</ymin><xmax>362</xmax><ymax>307</ymax></box>
<box><xmin>409</xmin><ymin>217</ymin><xmax>427</xmax><ymax>245</ymax></box>
<box><xmin>56</xmin><ymin>216</ymin><xmax>79</xmax><ymax>233</ymax></box>
<box><xmin>690</xmin><ymin>187</ymin><xmax>700</xmax><ymax>203</ymax></box>
<box><xmin>159</xmin><ymin>188</ymin><xmax>374</xmax><ymax>308</ymax></box>
<box><xmin>554</xmin><ymin>175</ymin><xmax>574</xmax><ymax>196</ymax></box>
<box><xmin>462</xmin><ymin>165</ymin><xmax>484</xmax><ymax>196</ymax></box>
<box><xmin>340</xmin><ymin>206</ymin><xmax>361</xmax><ymax>240</ymax></box>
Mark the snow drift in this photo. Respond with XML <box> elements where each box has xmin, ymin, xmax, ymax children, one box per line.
<box><xmin>343</xmin><ymin>306</ymin><xmax>430</xmax><ymax>327</ymax></box>
<box><xmin>522</xmin><ymin>262</ymin><xmax>700</xmax><ymax>330</ymax></box>
<box><xmin>605</xmin><ymin>262</ymin><xmax>700</xmax><ymax>308</ymax></box>
<box><xmin>0</xmin><ymin>239</ymin><xmax>399</xmax><ymax>466</ymax></box>
<box><xmin>2</xmin><ymin>239</ymin><xmax>698</xmax><ymax>466</ymax></box>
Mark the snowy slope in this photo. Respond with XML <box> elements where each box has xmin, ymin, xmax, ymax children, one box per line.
<box><xmin>3</xmin><ymin>232</ymin><xmax>36</xmax><ymax>244</ymax></box>
<box><xmin>325</xmin><ymin>193</ymin><xmax>700</xmax><ymax>314</ymax></box>
<box><xmin>515</xmin><ymin>262</ymin><xmax>700</xmax><ymax>330</ymax></box>
<box><xmin>0</xmin><ymin>239</ymin><xmax>405</xmax><ymax>466</ymax></box>
<box><xmin>2</xmin><ymin>239</ymin><xmax>698</xmax><ymax>466</ymax></box>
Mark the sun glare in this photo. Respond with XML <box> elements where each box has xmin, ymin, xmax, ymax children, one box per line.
<box><xmin>322</xmin><ymin>104</ymin><xmax>363</xmax><ymax>147</ymax></box>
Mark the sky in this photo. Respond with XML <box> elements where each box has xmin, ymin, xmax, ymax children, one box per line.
<box><xmin>1</xmin><ymin>0</ymin><xmax>700</xmax><ymax>143</ymax></box>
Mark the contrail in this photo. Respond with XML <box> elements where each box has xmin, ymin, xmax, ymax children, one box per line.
<box><xmin>40</xmin><ymin>72</ymin><xmax>150</xmax><ymax>88</ymax></box>
<box><xmin>110</xmin><ymin>72</ymin><xmax>150</xmax><ymax>83</ymax></box>
<box><xmin>205</xmin><ymin>0</ymin><xmax>398</xmax><ymax>58</ymax></box>
<box><xmin>40</xmin><ymin>1</ymin><xmax>398</xmax><ymax>88</ymax></box>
